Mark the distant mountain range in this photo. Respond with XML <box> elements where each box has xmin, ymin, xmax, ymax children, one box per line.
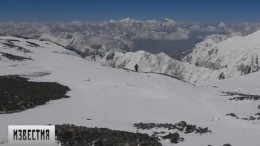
<box><xmin>1</xmin><ymin>19</ymin><xmax>260</xmax><ymax>59</ymax></box>
<box><xmin>1</xmin><ymin>19</ymin><xmax>260</xmax><ymax>83</ymax></box>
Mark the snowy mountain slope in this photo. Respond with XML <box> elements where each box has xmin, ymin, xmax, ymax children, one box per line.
<box><xmin>0</xmin><ymin>36</ymin><xmax>260</xmax><ymax>146</ymax></box>
<box><xmin>85</xmin><ymin>31</ymin><xmax>260</xmax><ymax>84</ymax></box>
<box><xmin>183</xmin><ymin>30</ymin><xmax>260</xmax><ymax>79</ymax></box>
<box><xmin>87</xmin><ymin>50</ymin><xmax>220</xmax><ymax>83</ymax></box>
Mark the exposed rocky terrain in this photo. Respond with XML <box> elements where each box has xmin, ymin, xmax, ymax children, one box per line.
<box><xmin>223</xmin><ymin>92</ymin><xmax>260</xmax><ymax>121</ymax></box>
<box><xmin>134</xmin><ymin>121</ymin><xmax>211</xmax><ymax>144</ymax></box>
<box><xmin>55</xmin><ymin>124</ymin><xmax>161</xmax><ymax>146</ymax></box>
<box><xmin>0</xmin><ymin>75</ymin><xmax>70</xmax><ymax>114</ymax></box>
<box><xmin>134</xmin><ymin>121</ymin><xmax>211</xmax><ymax>134</ymax></box>
<box><xmin>222</xmin><ymin>91</ymin><xmax>260</xmax><ymax>101</ymax></box>
<box><xmin>0</xmin><ymin>52</ymin><xmax>31</xmax><ymax>61</ymax></box>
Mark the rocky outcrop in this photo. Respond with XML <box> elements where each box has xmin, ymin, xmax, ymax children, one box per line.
<box><xmin>134</xmin><ymin>121</ymin><xmax>211</xmax><ymax>144</ymax></box>
<box><xmin>162</xmin><ymin>133</ymin><xmax>183</xmax><ymax>144</ymax></box>
<box><xmin>0</xmin><ymin>75</ymin><xmax>69</xmax><ymax>114</ymax></box>
<box><xmin>0</xmin><ymin>52</ymin><xmax>32</xmax><ymax>61</ymax></box>
<box><xmin>55</xmin><ymin>124</ymin><xmax>161</xmax><ymax>146</ymax></box>
<box><xmin>134</xmin><ymin>121</ymin><xmax>211</xmax><ymax>134</ymax></box>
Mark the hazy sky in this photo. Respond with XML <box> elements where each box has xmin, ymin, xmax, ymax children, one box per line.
<box><xmin>1</xmin><ymin>0</ymin><xmax>260</xmax><ymax>23</ymax></box>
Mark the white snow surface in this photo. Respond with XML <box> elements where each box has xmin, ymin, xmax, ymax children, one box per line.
<box><xmin>183</xmin><ymin>30</ymin><xmax>260</xmax><ymax>78</ymax></box>
<box><xmin>92</xmin><ymin>50</ymin><xmax>220</xmax><ymax>83</ymax></box>
<box><xmin>0</xmin><ymin>36</ymin><xmax>260</xmax><ymax>146</ymax></box>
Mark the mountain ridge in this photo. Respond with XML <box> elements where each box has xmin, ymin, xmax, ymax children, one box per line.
<box><xmin>88</xmin><ymin>30</ymin><xmax>260</xmax><ymax>83</ymax></box>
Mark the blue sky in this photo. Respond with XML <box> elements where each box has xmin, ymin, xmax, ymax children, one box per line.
<box><xmin>1</xmin><ymin>0</ymin><xmax>260</xmax><ymax>23</ymax></box>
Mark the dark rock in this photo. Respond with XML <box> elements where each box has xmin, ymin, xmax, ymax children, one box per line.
<box><xmin>226</xmin><ymin>113</ymin><xmax>238</xmax><ymax>119</ymax></box>
<box><xmin>218</xmin><ymin>72</ymin><xmax>225</xmax><ymax>80</ymax></box>
<box><xmin>134</xmin><ymin>122</ymin><xmax>211</xmax><ymax>145</ymax></box>
<box><xmin>134</xmin><ymin>121</ymin><xmax>211</xmax><ymax>135</ymax></box>
<box><xmin>175</xmin><ymin>121</ymin><xmax>187</xmax><ymax>131</ymax></box>
<box><xmin>0</xmin><ymin>52</ymin><xmax>31</xmax><ymax>61</ymax></box>
<box><xmin>195</xmin><ymin>127</ymin><xmax>211</xmax><ymax>134</ymax></box>
<box><xmin>106</xmin><ymin>51</ymin><xmax>115</xmax><ymax>60</ymax></box>
<box><xmin>26</xmin><ymin>41</ymin><xmax>40</xmax><ymax>47</ymax></box>
<box><xmin>162</xmin><ymin>133</ymin><xmax>182</xmax><ymax>144</ymax></box>
<box><xmin>170</xmin><ymin>133</ymin><xmax>181</xmax><ymax>143</ymax></box>
<box><xmin>160</xmin><ymin>131</ymin><xmax>166</xmax><ymax>134</ymax></box>
<box><xmin>226</xmin><ymin>112</ymin><xmax>260</xmax><ymax>121</ymax></box>
<box><xmin>222</xmin><ymin>92</ymin><xmax>260</xmax><ymax>101</ymax></box>
<box><xmin>237</xmin><ymin>64</ymin><xmax>251</xmax><ymax>75</ymax></box>
<box><xmin>55</xmin><ymin>124</ymin><xmax>162</xmax><ymax>146</ymax></box>
<box><xmin>2</xmin><ymin>41</ymin><xmax>32</xmax><ymax>53</ymax></box>
<box><xmin>93</xmin><ymin>140</ymin><xmax>103</xmax><ymax>146</ymax></box>
<box><xmin>223</xmin><ymin>144</ymin><xmax>232</xmax><ymax>146</ymax></box>
<box><xmin>0</xmin><ymin>75</ymin><xmax>70</xmax><ymax>113</ymax></box>
<box><xmin>249</xmin><ymin>116</ymin><xmax>256</xmax><ymax>120</ymax></box>
<box><xmin>14</xmin><ymin>35</ymin><xmax>31</xmax><ymax>39</ymax></box>
<box><xmin>133</xmin><ymin>122</ymin><xmax>155</xmax><ymax>130</ymax></box>
<box><xmin>185</xmin><ymin>124</ymin><xmax>196</xmax><ymax>133</ymax></box>
<box><xmin>255</xmin><ymin>113</ymin><xmax>260</xmax><ymax>116</ymax></box>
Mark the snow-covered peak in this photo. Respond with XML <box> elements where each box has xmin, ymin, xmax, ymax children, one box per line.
<box><xmin>71</xmin><ymin>21</ymin><xmax>84</xmax><ymax>26</ymax></box>
<box><xmin>183</xmin><ymin>30</ymin><xmax>260</xmax><ymax>78</ymax></box>
<box><xmin>245</xmin><ymin>29</ymin><xmax>260</xmax><ymax>39</ymax></box>
<box><xmin>218</xmin><ymin>22</ymin><xmax>226</xmax><ymax>28</ymax></box>
<box><xmin>109</xmin><ymin>19</ymin><xmax>116</xmax><ymax>23</ymax></box>
<box><xmin>161</xmin><ymin>18</ymin><xmax>175</xmax><ymax>23</ymax></box>
<box><xmin>161</xmin><ymin>18</ymin><xmax>176</xmax><ymax>27</ymax></box>
<box><xmin>119</xmin><ymin>17</ymin><xmax>135</xmax><ymax>23</ymax></box>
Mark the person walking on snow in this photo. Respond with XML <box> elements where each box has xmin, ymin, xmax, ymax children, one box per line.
<box><xmin>134</xmin><ymin>64</ymin><xmax>139</xmax><ymax>72</ymax></box>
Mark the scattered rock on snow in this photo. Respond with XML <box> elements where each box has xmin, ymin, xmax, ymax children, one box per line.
<box><xmin>0</xmin><ymin>52</ymin><xmax>32</xmax><ymax>61</ymax></box>
<box><xmin>134</xmin><ymin>122</ymin><xmax>211</xmax><ymax>134</ymax></box>
<box><xmin>226</xmin><ymin>113</ymin><xmax>259</xmax><ymax>121</ymax></box>
<box><xmin>26</xmin><ymin>41</ymin><xmax>40</xmax><ymax>47</ymax></box>
<box><xmin>226</xmin><ymin>113</ymin><xmax>238</xmax><ymax>119</ymax></box>
<box><xmin>223</xmin><ymin>91</ymin><xmax>260</xmax><ymax>121</ymax></box>
<box><xmin>222</xmin><ymin>92</ymin><xmax>260</xmax><ymax>101</ymax></box>
<box><xmin>133</xmin><ymin>121</ymin><xmax>211</xmax><ymax>144</ymax></box>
